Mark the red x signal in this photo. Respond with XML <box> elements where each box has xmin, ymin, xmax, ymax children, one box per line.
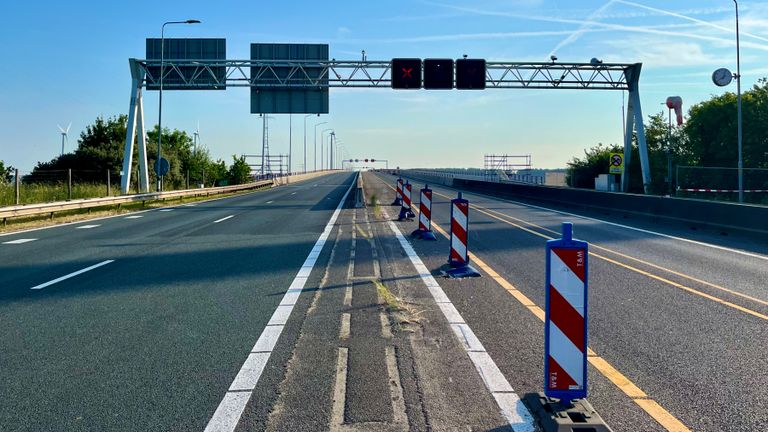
<box><xmin>402</xmin><ymin>67</ymin><xmax>413</xmax><ymax>79</ymax></box>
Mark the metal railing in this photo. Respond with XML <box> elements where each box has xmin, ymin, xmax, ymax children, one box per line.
<box><xmin>0</xmin><ymin>180</ymin><xmax>273</xmax><ymax>223</ymax></box>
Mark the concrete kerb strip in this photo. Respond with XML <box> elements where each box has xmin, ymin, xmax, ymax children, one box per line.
<box><xmin>204</xmin><ymin>173</ymin><xmax>357</xmax><ymax>432</ymax></box>
<box><xmin>384</xmin><ymin>218</ymin><xmax>536</xmax><ymax>431</ymax></box>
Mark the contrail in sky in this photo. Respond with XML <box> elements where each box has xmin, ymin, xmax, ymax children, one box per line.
<box><xmin>615</xmin><ymin>0</ymin><xmax>768</xmax><ymax>44</ymax></box>
<box><xmin>549</xmin><ymin>1</ymin><xmax>617</xmax><ymax>57</ymax></box>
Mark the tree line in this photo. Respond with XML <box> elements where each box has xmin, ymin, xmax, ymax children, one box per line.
<box><xmin>567</xmin><ymin>78</ymin><xmax>768</xmax><ymax>194</ymax></box>
<box><xmin>17</xmin><ymin>115</ymin><xmax>253</xmax><ymax>189</ymax></box>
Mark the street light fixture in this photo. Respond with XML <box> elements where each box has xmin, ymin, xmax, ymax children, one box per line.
<box><xmin>157</xmin><ymin>19</ymin><xmax>201</xmax><ymax>192</ymax></box>
<box><xmin>712</xmin><ymin>1</ymin><xmax>743</xmax><ymax>203</ymax></box>
<box><xmin>313</xmin><ymin>121</ymin><xmax>328</xmax><ymax>171</ymax></box>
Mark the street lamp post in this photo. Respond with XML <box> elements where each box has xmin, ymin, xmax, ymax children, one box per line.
<box><xmin>303</xmin><ymin>114</ymin><xmax>313</xmax><ymax>173</ymax></box>
<box><xmin>314</xmin><ymin>121</ymin><xmax>328</xmax><ymax>171</ymax></box>
<box><xmin>321</xmin><ymin>129</ymin><xmax>333</xmax><ymax>170</ymax></box>
<box><xmin>158</xmin><ymin>19</ymin><xmax>200</xmax><ymax>192</ymax></box>
<box><xmin>735</xmin><ymin>0</ymin><xmax>744</xmax><ymax>203</ymax></box>
<box><xmin>329</xmin><ymin>132</ymin><xmax>336</xmax><ymax>170</ymax></box>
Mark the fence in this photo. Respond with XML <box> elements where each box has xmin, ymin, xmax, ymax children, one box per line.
<box><xmin>676</xmin><ymin>166</ymin><xmax>768</xmax><ymax>204</ymax></box>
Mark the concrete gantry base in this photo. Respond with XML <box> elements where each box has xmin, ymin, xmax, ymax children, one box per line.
<box><xmin>524</xmin><ymin>393</ymin><xmax>614</xmax><ymax>432</ymax></box>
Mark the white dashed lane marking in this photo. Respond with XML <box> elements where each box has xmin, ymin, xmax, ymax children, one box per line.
<box><xmin>30</xmin><ymin>260</ymin><xmax>115</xmax><ymax>290</ymax></box>
<box><xmin>213</xmin><ymin>215</ymin><xmax>235</xmax><ymax>224</ymax></box>
<box><xmin>76</xmin><ymin>225</ymin><xmax>101</xmax><ymax>229</ymax></box>
<box><xmin>2</xmin><ymin>238</ymin><xmax>37</xmax><ymax>244</ymax></box>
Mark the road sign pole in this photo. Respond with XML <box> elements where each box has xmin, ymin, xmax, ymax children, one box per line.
<box><xmin>544</xmin><ymin>222</ymin><xmax>588</xmax><ymax>403</ymax></box>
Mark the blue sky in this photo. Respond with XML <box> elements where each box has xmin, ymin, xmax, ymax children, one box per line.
<box><xmin>1</xmin><ymin>0</ymin><xmax>767</xmax><ymax>172</ymax></box>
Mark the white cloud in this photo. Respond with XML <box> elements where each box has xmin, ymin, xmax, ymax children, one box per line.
<box><xmin>602</xmin><ymin>39</ymin><xmax>723</xmax><ymax>68</ymax></box>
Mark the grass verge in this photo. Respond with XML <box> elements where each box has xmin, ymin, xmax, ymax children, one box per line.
<box><xmin>0</xmin><ymin>187</ymin><xmax>271</xmax><ymax>234</ymax></box>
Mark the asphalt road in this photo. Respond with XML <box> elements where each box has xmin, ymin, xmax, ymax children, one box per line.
<box><xmin>0</xmin><ymin>172</ymin><xmax>356</xmax><ymax>431</ymax></box>
<box><xmin>372</xmin><ymin>172</ymin><xmax>768</xmax><ymax>432</ymax></box>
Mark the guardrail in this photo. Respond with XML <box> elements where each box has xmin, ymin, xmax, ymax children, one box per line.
<box><xmin>0</xmin><ymin>180</ymin><xmax>274</xmax><ymax>223</ymax></box>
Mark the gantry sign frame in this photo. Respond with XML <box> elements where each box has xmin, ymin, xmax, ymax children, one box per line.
<box><xmin>122</xmin><ymin>57</ymin><xmax>649</xmax><ymax>194</ymax></box>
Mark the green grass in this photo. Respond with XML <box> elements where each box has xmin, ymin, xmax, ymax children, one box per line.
<box><xmin>0</xmin><ymin>182</ymin><xmax>117</xmax><ymax>207</ymax></box>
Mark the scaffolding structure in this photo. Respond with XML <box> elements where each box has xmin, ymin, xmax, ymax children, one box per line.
<box><xmin>484</xmin><ymin>154</ymin><xmax>532</xmax><ymax>173</ymax></box>
<box><xmin>244</xmin><ymin>154</ymin><xmax>288</xmax><ymax>178</ymax></box>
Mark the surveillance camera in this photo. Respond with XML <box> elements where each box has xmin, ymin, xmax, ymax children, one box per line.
<box><xmin>590</xmin><ymin>57</ymin><xmax>603</xmax><ymax>65</ymax></box>
<box><xmin>550</xmin><ymin>55</ymin><xmax>557</xmax><ymax>62</ymax></box>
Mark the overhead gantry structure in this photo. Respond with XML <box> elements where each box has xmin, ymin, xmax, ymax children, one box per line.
<box><xmin>122</xmin><ymin>58</ymin><xmax>648</xmax><ymax>194</ymax></box>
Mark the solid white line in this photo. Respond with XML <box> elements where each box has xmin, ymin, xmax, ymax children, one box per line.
<box><xmin>213</xmin><ymin>215</ymin><xmax>235</xmax><ymax>224</ymax></box>
<box><xmin>30</xmin><ymin>260</ymin><xmax>115</xmax><ymax>290</ymax></box>
<box><xmin>204</xmin><ymin>174</ymin><xmax>357</xmax><ymax>432</ymax></box>
<box><xmin>76</xmin><ymin>224</ymin><xmax>100</xmax><ymax>229</ymax></box>
<box><xmin>386</xmin><ymin>219</ymin><xmax>535</xmax><ymax>431</ymax></box>
<box><xmin>2</xmin><ymin>238</ymin><xmax>37</xmax><ymax>244</ymax></box>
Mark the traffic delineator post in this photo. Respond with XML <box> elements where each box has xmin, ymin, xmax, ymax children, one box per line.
<box><xmin>391</xmin><ymin>178</ymin><xmax>404</xmax><ymax>206</ymax></box>
<box><xmin>443</xmin><ymin>192</ymin><xmax>480</xmax><ymax>278</ymax></box>
<box><xmin>411</xmin><ymin>185</ymin><xmax>437</xmax><ymax>240</ymax></box>
<box><xmin>544</xmin><ymin>222</ymin><xmax>588</xmax><ymax>403</ymax></box>
<box><xmin>527</xmin><ymin>223</ymin><xmax>611</xmax><ymax>430</ymax></box>
<box><xmin>398</xmin><ymin>181</ymin><xmax>416</xmax><ymax>221</ymax></box>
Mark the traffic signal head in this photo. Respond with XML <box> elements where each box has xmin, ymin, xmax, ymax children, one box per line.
<box><xmin>423</xmin><ymin>59</ymin><xmax>453</xmax><ymax>89</ymax></box>
<box><xmin>355</xmin><ymin>159</ymin><xmax>359</xmax><ymax>162</ymax></box>
<box><xmin>391</xmin><ymin>58</ymin><xmax>422</xmax><ymax>89</ymax></box>
<box><xmin>365</xmin><ymin>158</ymin><xmax>369</xmax><ymax>163</ymax></box>
<box><xmin>371</xmin><ymin>159</ymin><xmax>376</xmax><ymax>162</ymax></box>
<box><xmin>455</xmin><ymin>59</ymin><xmax>486</xmax><ymax>90</ymax></box>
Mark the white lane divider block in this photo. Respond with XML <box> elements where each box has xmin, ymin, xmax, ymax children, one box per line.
<box><xmin>124</xmin><ymin>215</ymin><xmax>143</xmax><ymax>219</ymax></box>
<box><xmin>2</xmin><ymin>238</ymin><xmax>37</xmax><ymax>244</ymax></box>
<box><xmin>76</xmin><ymin>225</ymin><xmax>101</xmax><ymax>229</ymax></box>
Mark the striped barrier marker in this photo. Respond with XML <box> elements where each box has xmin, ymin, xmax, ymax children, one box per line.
<box><xmin>444</xmin><ymin>192</ymin><xmax>480</xmax><ymax>278</ymax></box>
<box><xmin>398</xmin><ymin>181</ymin><xmax>415</xmax><ymax>221</ymax></box>
<box><xmin>544</xmin><ymin>222</ymin><xmax>588</xmax><ymax>403</ymax></box>
<box><xmin>391</xmin><ymin>178</ymin><xmax>404</xmax><ymax>206</ymax></box>
<box><xmin>411</xmin><ymin>185</ymin><xmax>437</xmax><ymax>240</ymax></box>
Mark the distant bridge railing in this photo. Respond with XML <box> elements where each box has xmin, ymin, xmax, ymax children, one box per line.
<box><xmin>400</xmin><ymin>169</ymin><xmax>544</xmax><ymax>186</ymax></box>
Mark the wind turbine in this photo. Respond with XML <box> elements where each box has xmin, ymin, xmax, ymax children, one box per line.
<box><xmin>193</xmin><ymin>121</ymin><xmax>201</xmax><ymax>154</ymax></box>
<box><xmin>57</xmin><ymin>123</ymin><xmax>71</xmax><ymax>155</ymax></box>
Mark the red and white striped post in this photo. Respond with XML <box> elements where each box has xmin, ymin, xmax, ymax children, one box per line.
<box><xmin>544</xmin><ymin>222</ymin><xmax>588</xmax><ymax>403</ymax></box>
<box><xmin>444</xmin><ymin>192</ymin><xmax>480</xmax><ymax>278</ymax></box>
<box><xmin>411</xmin><ymin>185</ymin><xmax>437</xmax><ymax>240</ymax></box>
<box><xmin>398</xmin><ymin>181</ymin><xmax>415</xmax><ymax>221</ymax></box>
<box><xmin>391</xmin><ymin>178</ymin><xmax>404</xmax><ymax>206</ymax></box>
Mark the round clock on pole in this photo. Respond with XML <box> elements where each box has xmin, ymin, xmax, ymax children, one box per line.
<box><xmin>712</xmin><ymin>68</ymin><xmax>733</xmax><ymax>87</ymax></box>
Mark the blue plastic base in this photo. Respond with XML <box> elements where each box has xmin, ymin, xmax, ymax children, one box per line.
<box><xmin>398</xmin><ymin>208</ymin><xmax>415</xmax><ymax>221</ymax></box>
<box><xmin>391</xmin><ymin>198</ymin><xmax>402</xmax><ymax>206</ymax></box>
<box><xmin>442</xmin><ymin>264</ymin><xmax>482</xmax><ymax>278</ymax></box>
<box><xmin>410</xmin><ymin>229</ymin><xmax>437</xmax><ymax>240</ymax></box>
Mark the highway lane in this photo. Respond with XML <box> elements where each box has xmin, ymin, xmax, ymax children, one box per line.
<box><xmin>0</xmin><ymin>172</ymin><xmax>355</xmax><ymax>431</ymax></box>
<box><xmin>372</xmin><ymin>172</ymin><xmax>768</xmax><ymax>431</ymax></box>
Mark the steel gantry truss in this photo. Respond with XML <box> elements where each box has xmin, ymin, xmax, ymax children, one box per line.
<box><xmin>122</xmin><ymin>58</ymin><xmax>649</xmax><ymax>193</ymax></box>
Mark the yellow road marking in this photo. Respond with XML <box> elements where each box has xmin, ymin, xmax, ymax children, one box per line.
<box><xmin>428</xmin><ymin>190</ymin><xmax>768</xmax><ymax>321</ymax></box>
<box><xmin>380</xmin><ymin>179</ymin><xmax>691</xmax><ymax>432</ymax></box>
<box><xmin>475</xmin><ymin>202</ymin><xmax>768</xmax><ymax>308</ymax></box>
